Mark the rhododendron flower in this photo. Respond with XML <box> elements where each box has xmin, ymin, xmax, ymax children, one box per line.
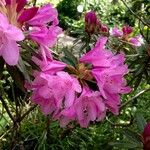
<box><xmin>29</xmin><ymin>70</ymin><xmax>81</xmax><ymax>115</ymax></box>
<box><xmin>73</xmin><ymin>87</ymin><xmax>106</xmax><ymax>127</ymax></box>
<box><xmin>32</xmin><ymin>46</ymin><xmax>66</xmax><ymax>74</ymax></box>
<box><xmin>110</xmin><ymin>25</ymin><xmax>143</xmax><ymax>47</ymax></box>
<box><xmin>80</xmin><ymin>36</ymin><xmax>131</xmax><ymax>115</ymax></box>
<box><xmin>129</xmin><ymin>35</ymin><xmax>144</xmax><ymax>47</ymax></box>
<box><xmin>0</xmin><ymin>13</ymin><xmax>24</xmax><ymax>65</ymax></box>
<box><xmin>80</xmin><ymin>37</ymin><xmax>112</xmax><ymax>67</ymax></box>
<box><xmin>122</xmin><ymin>25</ymin><xmax>133</xmax><ymax>35</ymax></box>
<box><xmin>92</xmin><ymin>67</ymin><xmax>131</xmax><ymax>114</ymax></box>
<box><xmin>29</xmin><ymin>26</ymin><xmax>62</xmax><ymax>47</ymax></box>
<box><xmin>27</xmin><ymin>33</ymin><xmax>131</xmax><ymax>127</ymax></box>
<box><xmin>57</xmin><ymin>87</ymin><xmax>106</xmax><ymax>128</ymax></box>
<box><xmin>0</xmin><ymin>0</ymin><xmax>38</xmax><ymax>26</ymax></box>
<box><xmin>142</xmin><ymin>123</ymin><xmax>150</xmax><ymax>150</ymax></box>
<box><xmin>110</xmin><ymin>27</ymin><xmax>123</xmax><ymax>37</ymax></box>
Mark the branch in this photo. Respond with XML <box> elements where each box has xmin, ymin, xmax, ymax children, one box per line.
<box><xmin>120</xmin><ymin>0</ymin><xmax>150</xmax><ymax>28</ymax></box>
<box><xmin>0</xmin><ymin>96</ymin><xmax>15</xmax><ymax>122</ymax></box>
<box><xmin>120</xmin><ymin>88</ymin><xmax>150</xmax><ymax>110</ymax></box>
<box><xmin>19</xmin><ymin>104</ymin><xmax>37</xmax><ymax>122</ymax></box>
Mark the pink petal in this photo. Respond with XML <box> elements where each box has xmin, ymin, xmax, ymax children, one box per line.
<box><xmin>110</xmin><ymin>27</ymin><xmax>123</xmax><ymax>37</ymax></box>
<box><xmin>27</xmin><ymin>4</ymin><xmax>59</xmax><ymax>26</ymax></box>
<box><xmin>2</xmin><ymin>40</ymin><xmax>19</xmax><ymax>65</ymax></box>
<box><xmin>18</xmin><ymin>7</ymin><xmax>38</xmax><ymax>23</ymax></box>
<box><xmin>5</xmin><ymin>25</ymin><xmax>24</xmax><ymax>41</ymax></box>
<box><xmin>0</xmin><ymin>13</ymin><xmax>9</xmax><ymax>28</ymax></box>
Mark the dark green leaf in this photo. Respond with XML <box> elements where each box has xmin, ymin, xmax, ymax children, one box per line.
<box><xmin>109</xmin><ymin>141</ymin><xmax>140</xmax><ymax>149</ymax></box>
<box><xmin>122</xmin><ymin>129</ymin><xmax>141</xmax><ymax>143</ymax></box>
<box><xmin>62</xmin><ymin>48</ymin><xmax>78</xmax><ymax>67</ymax></box>
<box><xmin>6</xmin><ymin>65</ymin><xmax>26</xmax><ymax>93</ymax></box>
<box><xmin>0</xmin><ymin>58</ymin><xmax>4</xmax><ymax>79</ymax></box>
<box><xmin>135</xmin><ymin>113</ymin><xmax>146</xmax><ymax>132</ymax></box>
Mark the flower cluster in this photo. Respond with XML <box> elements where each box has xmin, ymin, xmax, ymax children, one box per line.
<box><xmin>28</xmin><ymin>35</ymin><xmax>131</xmax><ymax>128</ymax></box>
<box><xmin>0</xmin><ymin>1</ymin><xmax>132</xmax><ymax>128</ymax></box>
<box><xmin>110</xmin><ymin>25</ymin><xmax>143</xmax><ymax>47</ymax></box>
<box><xmin>0</xmin><ymin>0</ymin><xmax>61</xmax><ymax>65</ymax></box>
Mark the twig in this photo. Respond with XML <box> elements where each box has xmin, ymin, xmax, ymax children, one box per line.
<box><xmin>120</xmin><ymin>88</ymin><xmax>150</xmax><ymax>110</ymax></box>
<box><xmin>33</xmin><ymin>0</ymin><xmax>37</xmax><ymax>6</ymax></box>
<box><xmin>0</xmin><ymin>96</ymin><xmax>15</xmax><ymax>122</ymax></box>
<box><xmin>121</xmin><ymin>0</ymin><xmax>150</xmax><ymax>28</ymax></box>
<box><xmin>19</xmin><ymin>105</ymin><xmax>37</xmax><ymax>122</ymax></box>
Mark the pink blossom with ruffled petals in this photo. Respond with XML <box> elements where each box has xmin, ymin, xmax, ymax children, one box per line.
<box><xmin>0</xmin><ymin>13</ymin><xmax>24</xmax><ymax>65</ymax></box>
<box><xmin>28</xmin><ymin>70</ymin><xmax>81</xmax><ymax>115</ymax></box>
<box><xmin>29</xmin><ymin>26</ymin><xmax>62</xmax><ymax>47</ymax></box>
<box><xmin>32</xmin><ymin>46</ymin><xmax>66</xmax><ymax>75</ymax></box>
<box><xmin>80</xmin><ymin>37</ymin><xmax>113</xmax><ymax>67</ymax></box>
<box><xmin>74</xmin><ymin>87</ymin><xmax>106</xmax><ymax>128</ymax></box>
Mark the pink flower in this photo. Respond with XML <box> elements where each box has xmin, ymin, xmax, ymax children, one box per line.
<box><xmin>110</xmin><ymin>25</ymin><xmax>143</xmax><ymax>47</ymax></box>
<box><xmin>57</xmin><ymin>87</ymin><xmax>106</xmax><ymax>128</ymax></box>
<box><xmin>29</xmin><ymin>26</ymin><xmax>62</xmax><ymax>47</ymax></box>
<box><xmin>81</xmin><ymin>36</ymin><xmax>131</xmax><ymax>115</ymax></box>
<box><xmin>85</xmin><ymin>11</ymin><xmax>97</xmax><ymax>25</ymax></box>
<box><xmin>74</xmin><ymin>87</ymin><xmax>106</xmax><ymax>127</ymax></box>
<box><xmin>129</xmin><ymin>35</ymin><xmax>144</xmax><ymax>47</ymax></box>
<box><xmin>27</xmin><ymin>71</ymin><xmax>81</xmax><ymax>115</ymax></box>
<box><xmin>0</xmin><ymin>13</ymin><xmax>24</xmax><ymax>65</ymax></box>
<box><xmin>32</xmin><ymin>46</ymin><xmax>66</xmax><ymax>74</ymax></box>
<box><xmin>110</xmin><ymin>27</ymin><xmax>123</xmax><ymax>37</ymax></box>
<box><xmin>27</xmin><ymin>4</ymin><xmax>59</xmax><ymax>26</ymax></box>
<box><xmin>142</xmin><ymin>123</ymin><xmax>150</xmax><ymax>150</ymax></box>
<box><xmin>56</xmin><ymin>71</ymin><xmax>82</xmax><ymax>108</ymax></box>
<box><xmin>92</xmin><ymin>67</ymin><xmax>131</xmax><ymax>114</ymax></box>
<box><xmin>100</xmin><ymin>24</ymin><xmax>109</xmax><ymax>33</ymax></box>
<box><xmin>80</xmin><ymin>37</ymin><xmax>113</xmax><ymax>67</ymax></box>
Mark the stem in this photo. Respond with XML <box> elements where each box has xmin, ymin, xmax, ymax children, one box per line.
<box><xmin>19</xmin><ymin>105</ymin><xmax>37</xmax><ymax>122</ymax></box>
<box><xmin>121</xmin><ymin>0</ymin><xmax>150</xmax><ymax>28</ymax></box>
<box><xmin>120</xmin><ymin>88</ymin><xmax>150</xmax><ymax>110</ymax></box>
<box><xmin>33</xmin><ymin>0</ymin><xmax>37</xmax><ymax>6</ymax></box>
<box><xmin>0</xmin><ymin>96</ymin><xmax>15</xmax><ymax>122</ymax></box>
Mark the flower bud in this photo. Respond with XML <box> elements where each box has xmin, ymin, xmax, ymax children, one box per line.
<box><xmin>85</xmin><ymin>11</ymin><xmax>97</xmax><ymax>34</ymax></box>
<box><xmin>122</xmin><ymin>25</ymin><xmax>133</xmax><ymax>35</ymax></box>
<box><xmin>101</xmin><ymin>24</ymin><xmax>109</xmax><ymax>33</ymax></box>
<box><xmin>142</xmin><ymin>123</ymin><xmax>150</xmax><ymax>150</ymax></box>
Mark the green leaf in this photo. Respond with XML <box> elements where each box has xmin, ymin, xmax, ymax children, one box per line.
<box><xmin>122</xmin><ymin>129</ymin><xmax>141</xmax><ymax>143</ymax></box>
<box><xmin>62</xmin><ymin>48</ymin><xmax>78</xmax><ymax>67</ymax></box>
<box><xmin>6</xmin><ymin>65</ymin><xmax>26</xmax><ymax>93</ymax></box>
<box><xmin>0</xmin><ymin>58</ymin><xmax>4</xmax><ymax>79</ymax></box>
<box><xmin>109</xmin><ymin>141</ymin><xmax>140</xmax><ymax>149</ymax></box>
<box><xmin>135</xmin><ymin>113</ymin><xmax>146</xmax><ymax>132</ymax></box>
